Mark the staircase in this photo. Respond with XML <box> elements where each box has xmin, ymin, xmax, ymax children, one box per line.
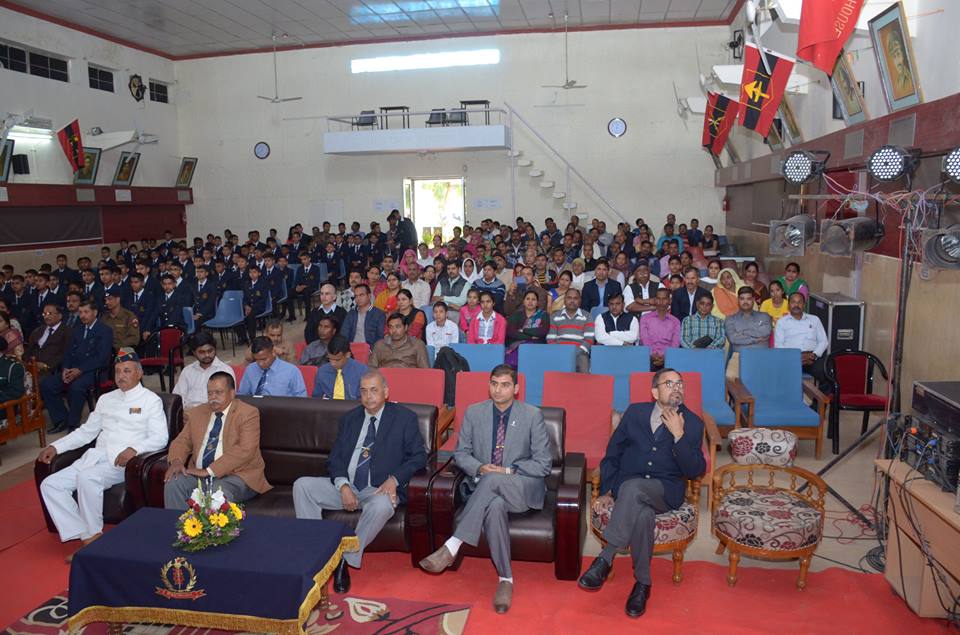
<box><xmin>504</xmin><ymin>101</ymin><xmax>625</xmax><ymax>221</ymax></box>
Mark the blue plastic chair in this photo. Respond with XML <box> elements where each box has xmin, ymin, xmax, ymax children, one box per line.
<box><xmin>590</xmin><ymin>306</ymin><xmax>605</xmax><ymax>321</ymax></box>
<box><xmin>450</xmin><ymin>343</ymin><xmax>505</xmax><ymax>372</ymax></box>
<box><xmin>738</xmin><ymin>348</ymin><xmax>827</xmax><ymax>458</ymax></box>
<box><xmin>204</xmin><ymin>290</ymin><xmax>245</xmax><ymax>354</ymax></box>
<box><xmin>181</xmin><ymin>307</ymin><xmax>196</xmax><ymax>336</ymax></box>
<box><xmin>665</xmin><ymin>348</ymin><xmax>736</xmax><ymax>429</ymax></box>
<box><xmin>255</xmin><ymin>292</ymin><xmax>273</xmax><ymax>321</ymax></box>
<box><xmin>589</xmin><ymin>346</ymin><xmax>650</xmax><ymax>412</ymax></box>
<box><xmin>518</xmin><ymin>344</ymin><xmax>576</xmax><ymax>406</ymax></box>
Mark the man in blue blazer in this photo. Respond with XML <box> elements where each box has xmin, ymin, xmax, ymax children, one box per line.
<box><xmin>126</xmin><ymin>274</ymin><xmax>157</xmax><ymax>342</ymax></box>
<box><xmin>578</xmin><ymin>367</ymin><xmax>705</xmax><ymax>618</ymax></box>
<box><xmin>293</xmin><ymin>369</ymin><xmax>427</xmax><ymax>594</ymax></box>
<box><xmin>581</xmin><ymin>259</ymin><xmax>623</xmax><ymax>312</ymax></box>
<box><xmin>40</xmin><ymin>300</ymin><xmax>114</xmax><ymax>433</ymax></box>
<box><xmin>670</xmin><ymin>267</ymin><xmax>711</xmax><ymax>321</ymax></box>
<box><xmin>340</xmin><ymin>284</ymin><xmax>386</xmax><ymax>347</ymax></box>
<box><xmin>311</xmin><ymin>336</ymin><xmax>368</xmax><ymax>399</ymax></box>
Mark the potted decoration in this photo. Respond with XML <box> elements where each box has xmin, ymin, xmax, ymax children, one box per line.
<box><xmin>174</xmin><ymin>479</ymin><xmax>245</xmax><ymax>552</ymax></box>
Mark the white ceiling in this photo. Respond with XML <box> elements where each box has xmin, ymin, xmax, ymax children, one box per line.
<box><xmin>8</xmin><ymin>0</ymin><xmax>740</xmax><ymax>58</ymax></box>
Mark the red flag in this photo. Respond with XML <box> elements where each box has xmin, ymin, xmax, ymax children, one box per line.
<box><xmin>701</xmin><ymin>92</ymin><xmax>741</xmax><ymax>156</ymax></box>
<box><xmin>56</xmin><ymin>119</ymin><xmax>84</xmax><ymax>172</ymax></box>
<box><xmin>796</xmin><ymin>0</ymin><xmax>865</xmax><ymax>75</ymax></box>
<box><xmin>738</xmin><ymin>43</ymin><xmax>794</xmax><ymax>138</ymax></box>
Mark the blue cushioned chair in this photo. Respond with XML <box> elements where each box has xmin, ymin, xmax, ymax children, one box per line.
<box><xmin>665</xmin><ymin>348</ymin><xmax>737</xmax><ymax>431</ymax></box>
<box><xmin>203</xmin><ymin>290</ymin><xmax>245</xmax><ymax>355</ymax></box>
<box><xmin>518</xmin><ymin>344</ymin><xmax>576</xmax><ymax>406</ymax></box>
<box><xmin>590</xmin><ymin>346</ymin><xmax>650</xmax><ymax>412</ymax></box>
<box><xmin>181</xmin><ymin>307</ymin><xmax>196</xmax><ymax>337</ymax></box>
<box><xmin>736</xmin><ymin>348</ymin><xmax>829</xmax><ymax>458</ymax></box>
<box><xmin>590</xmin><ymin>306</ymin><xmax>604</xmax><ymax>321</ymax></box>
<box><xmin>450</xmin><ymin>343</ymin><xmax>504</xmax><ymax>372</ymax></box>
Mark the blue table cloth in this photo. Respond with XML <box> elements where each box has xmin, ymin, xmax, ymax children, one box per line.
<box><xmin>68</xmin><ymin>507</ymin><xmax>357</xmax><ymax>634</ymax></box>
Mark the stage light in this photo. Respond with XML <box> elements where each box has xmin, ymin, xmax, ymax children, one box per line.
<box><xmin>820</xmin><ymin>217</ymin><xmax>885</xmax><ymax>256</ymax></box>
<box><xmin>769</xmin><ymin>214</ymin><xmax>816</xmax><ymax>256</ymax></box>
<box><xmin>921</xmin><ymin>225</ymin><xmax>960</xmax><ymax>269</ymax></box>
<box><xmin>943</xmin><ymin>147</ymin><xmax>960</xmax><ymax>184</ymax></box>
<box><xmin>782</xmin><ymin>150</ymin><xmax>830</xmax><ymax>185</ymax></box>
<box><xmin>867</xmin><ymin>145</ymin><xmax>919</xmax><ymax>182</ymax></box>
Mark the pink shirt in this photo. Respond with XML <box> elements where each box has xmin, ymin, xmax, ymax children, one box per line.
<box><xmin>639</xmin><ymin>311</ymin><xmax>681</xmax><ymax>355</ymax></box>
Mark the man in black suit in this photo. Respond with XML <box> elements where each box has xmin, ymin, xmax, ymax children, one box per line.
<box><xmin>80</xmin><ymin>269</ymin><xmax>104</xmax><ymax>311</ymax></box>
<box><xmin>581</xmin><ymin>259</ymin><xmax>623</xmax><ymax>312</ymax></box>
<box><xmin>304</xmin><ymin>283</ymin><xmax>347</xmax><ymax>344</ymax></box>
<box><xmin>260</xmin><ymin>253</ymin><xmax>284</xmax><ymax>317</ymax></box>
<box><xmin>39</xmin><ymin>300</ymin><xmax>113</xmax><ymax>433</ymax></box>
<box><xmin>670</xmin><ymin>267</ymin><xmax>711</xmax><ymax>321</ymax></box>
<box><xmin>293</xmin><ymin>370</ymin><xmax>427</xmax><ymax>593</ymax></box>
<box><xmin>157</xmin><ymin>275</ymin><xmax>188</xmax><ymax>331</ymax></box>
<box><xmin>192</xmin><ymin>265</ymin><xmax>217</xmax><ymax>328</ymax></box>
<box><xmin>578</xmin><ymin>368</ymin><xmax>706</xmax><ymax>618</ymax></box>
<box><xmin>53</xmin><ymin>254</ymin><xmax>82</xmax><ymax>288</ymax></box>
<box><xmin>126</xmin><ymin>274</ymin><xmax>157</xmax><ymax>342</ymax></box>
<box><xmin>23</xmin><ymin>302</ymin><xmax>73</xmax><ymax>375</ymax></box>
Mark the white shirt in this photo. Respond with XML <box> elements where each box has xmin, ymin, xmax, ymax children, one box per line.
<box><xmin>475</xmin><ymin>312</ymin><xmax>497</xmax><ymax>343</ymax></box>
<box><xmin>594</xmin><ymin>311</ymin><xmax>640</xmax><ymax>346</ymax></box>
<box><xmin>38</xmin><ymin>321</ymin><xmax>62</xmax><ymax>348</ymax></box>
<box><xmin>195</xmin><ymin>402</ymin><xmax>232</xmax><ymax>470</ymax></box>
<box><xmin>52</xmin><ymin>383</ymin><xmax>168</xmax><ymax>464</ymax></box>
<box><xmin>774</xmin><ymin>313</ymin><xmax>828</xmax><ymax>357</ymax></box>
<box><xmin>172</xmin><ymin>357</ymin><xmax>235</xmax><ymax>409</ymax></box>
<box><xmin>402</xmin><ymin>278</ymin><xmax>432</xmax><ymax>309</ymax></box>
<box><xmin>426</xmin><ymin>319</ymin><xmax>460</xmax><ymax>350</ymax></box>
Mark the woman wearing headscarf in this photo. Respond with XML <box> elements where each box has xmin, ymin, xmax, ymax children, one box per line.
<box><xmin>712</xmin><ymin>267</ymin><xmax>746</xmax><ymax>317</ymax></box>
<box><xmin>399</xmin><ymin>249</ymin><xmax>418</xmax><ymax>278</ymax></box>
<box><xmin>460</xmin><ymin>257</ymin><xmax>479</xmax><ymax>285</ymax></box>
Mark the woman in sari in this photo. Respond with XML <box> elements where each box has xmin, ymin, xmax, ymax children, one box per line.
<box><xmin>399</xmin><ymin>249</ymin><xmax>418</xmax><ymax>278</ymax></box>
<box><xmin>550</xmin><ymin>270</ymin><xmax>573</xmax><ymax>313</ymax></box>
<box><xmin>0</xmin><ymin>311</ymin><xmax>24</xmax><ymax>360</ymax></box>
<box><xmin>742</xmin><ymin>261</ymin><xmax>769</xmax><ymax>303</ymax></box>
<box><xmin>429</xmin><ymin>234</ymin><xmax>447</xmax><ymax>258</ymax></box>
<box><xmin>505</xmin><ymin>290</ymin><xmax>550</xmax><ymax>367</ymax></box>
<box><xmin>776</xmin><ymin>262</ymin><xmax>809</xmax><ymax>299</ymax></box>
<box><xmin>374</xmin><ymin>272</ymin><xmax>402</xmax><ymax>313</ymax></box>
<box><xmin>712</xmin><ymin>268</ymin><xmax>746</xmax><ymax>317</ymax></box>
<box><xmin>392</xmin><ymin>289</ymin><xmax>427</xmax><ymax>340</ymax></box>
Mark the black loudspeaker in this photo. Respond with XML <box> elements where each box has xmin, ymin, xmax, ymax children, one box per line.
<box><xmin>11</xmin><ymin>154</ymin><xmax>29</xmax><ymax>174</ymax></box>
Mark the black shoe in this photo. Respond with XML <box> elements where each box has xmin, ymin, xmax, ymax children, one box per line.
<box><xmin>625</xmin><ymin>582</ymin><xmax>651</xmax><ymax>618</ymax></box>
<box><xmin>333</xmin><ymin>560</ymin><xmax>351</xmax><ymax>594</ymax></box>
<box><xmin>578</xmin><ymin>556</ymin><xmax>612</xmax><ymax>591</ymax></box>
<box><xmin>47</xmin><ymin>422</ymin><xmax>67</xmax><ymax>434</ymax></box>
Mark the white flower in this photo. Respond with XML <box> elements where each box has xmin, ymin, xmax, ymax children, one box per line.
<box><xmin>189</xmin><ymin>485</ymin><xmax>204</xmax><ymax>503</ymax></box>
<box><xmin>210</xmin><ymin>488</ymin><xmax>226</xmax><ymax>510</ymax></box>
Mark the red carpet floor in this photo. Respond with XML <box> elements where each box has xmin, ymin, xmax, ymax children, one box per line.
<box><xmin>1</xmin><ymin>469</ymin><xmax>949</xmax><ymax>634</ymax></box>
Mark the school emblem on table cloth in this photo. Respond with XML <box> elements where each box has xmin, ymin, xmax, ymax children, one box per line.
<box><xmin>156</xmin><ymin>557</ymin><xmax>206</xmax><ymax>600</ymax></box>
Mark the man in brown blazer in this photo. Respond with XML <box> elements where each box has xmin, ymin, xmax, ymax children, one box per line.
<box><xmin>163</xmin><ymin>371</ymin><xmax>271</xmax><ymax>509</ymax></box>
<box><xmin>23</xmin><ymin>303</ymin><xmax>73</xmax><ymax>374</ymax></box>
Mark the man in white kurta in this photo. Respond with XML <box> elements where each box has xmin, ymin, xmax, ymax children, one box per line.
<box><xmin>38</xmin><ymin>348</ymin><xmax>168</xmax><ymax>555</ymax></box>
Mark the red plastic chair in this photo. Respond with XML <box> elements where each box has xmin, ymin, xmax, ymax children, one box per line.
<box><xmin>351</xmin><ymin>342</ymin><xmax>371</xmax><ymax>365</ymax></box>
<box><xmin>454</xmin><ymin>371</ymin><xmax>527</xmax><ymax>430</ymax></box>
<box><xmin>825</xmin><ymin>351</ymin><xmax>889</xmax><ymax>455</ymax></box>
<box><xmin>231</xmin><ymin>364</ymin><xmax>247</xmax><ymax>385</ymax></box>
<box><xmin>298</xmin><ymin>365</ymin><xmax>318</xmax><ymax>395</ymax></box>
<box><xmin>140</xmin><ymin>327</ymin><xmax>184</xmax><ymax>392</ymax></box>
<box><xmin>295</xmin><ymin>341</ymin><xmax>307</xmax><ymax>364</ymax></box>
<box><xmin>542</xmin><ymin>372</ymin><xmax>614</xmax><ymax>466</ymax></box>
<box><xmin>378</xmin><ymin>367</ymin><xmax>449</xmax><ymax>449</ymax></box>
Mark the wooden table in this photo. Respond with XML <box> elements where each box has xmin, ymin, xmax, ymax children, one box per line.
<box><xmin>876</xmin><ymin>459</ymin><xmax>960</xmax><ymax>618</ymax></box>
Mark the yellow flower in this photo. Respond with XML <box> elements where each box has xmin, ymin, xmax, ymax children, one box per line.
<box><xmin>183</xmin><ymin>517</ymin><xmax>203</xmax><ymax>537</ymax></box>
<box><xmin>229</xmin><ymin>502</ymin><xmax>243</xmax><ymax>521</ymax></box>
<box><xmin>212</xmin><ymin>513</ymin><xmax>229</xmax><ymax>528</ymax></box>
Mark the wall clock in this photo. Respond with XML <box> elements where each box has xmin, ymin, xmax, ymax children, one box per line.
<box><xmin>254</xmin><ymin>142</ymin><xmax>270</xmax><ymax>159</ymax></box>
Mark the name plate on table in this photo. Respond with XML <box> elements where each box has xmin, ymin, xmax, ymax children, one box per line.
<box><xmin>68</xmin><ymin>508</ymin><xmax>357</xmax><ymax>634</ymax></box>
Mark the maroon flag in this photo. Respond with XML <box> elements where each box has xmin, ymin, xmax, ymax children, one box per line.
<box><xmin>738</xmin><ymin>43</ymin><xmax>794</xmax><ymax>138</ymax></box>
<box><xmin>701</xmin><ymin>92</ymin><xmax>740</xmax><ymax>156</ymax></box>
<box><xmin>57</xmin><ymin>119</ymin><xmax>84</xmax><ymax>172</ymax></box>
<box><xmin>796</xmin><ymin>0</ymin><xmax>865</xmax><ymax>75</ymax></box>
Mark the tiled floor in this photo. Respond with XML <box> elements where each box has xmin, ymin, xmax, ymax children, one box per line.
<box><xmin>1</xmin><ymin>314</ymin><xmax>888</xmax><ymax>577</ymax></box>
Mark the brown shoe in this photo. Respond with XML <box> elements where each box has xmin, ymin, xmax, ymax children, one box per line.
<box><xmin>493</xmin><ymin>581</ymin><xmax>513</xmax><ymax>614</ymax></box>
<box><xmin>418</xmin><ymin>546</ymin><xmax>455</xmax><ymax>573</ymax></box>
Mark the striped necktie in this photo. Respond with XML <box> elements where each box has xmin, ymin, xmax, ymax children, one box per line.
<box><xmin>201</xmin><ymin>412</ymin><xmax>224</xmax><ymax>469</ymax></box>
<box><xmin>352</xmin><ymin>416</ymin><xmax>377</xmax><ymax>488</ymax></box>
<box><xmin>254</xmin><ymin>367</ymin><xmax>269</xmax><ymax>396</ymax></box>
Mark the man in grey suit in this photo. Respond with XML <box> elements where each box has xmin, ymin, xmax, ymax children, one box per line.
<box><xmin>419</xmin><ymin>364</ymin><xmax>551</xmax><ymax>614</ymax></box>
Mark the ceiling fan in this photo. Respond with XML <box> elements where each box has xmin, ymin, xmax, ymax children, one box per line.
<box><xmin>257</xmin><ymin>34</ymin><xmax>302</xmax><ymax>103</ymax></box>
<box><xmin>542</xmin><ymin>13</ymin><xmax>587</xmax><ymax>90</ymax></box>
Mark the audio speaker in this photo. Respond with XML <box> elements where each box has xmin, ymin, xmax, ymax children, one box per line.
<box><xmin>11</xmin><ymin>154</ymin><xmax>29</xmax><ymax>174</ymax></box>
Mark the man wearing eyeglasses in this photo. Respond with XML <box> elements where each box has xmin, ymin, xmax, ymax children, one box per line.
<box><xmin>578</xmin><ymin>368</ymin><xmax>706</xmax><ymax>618</ymax></box>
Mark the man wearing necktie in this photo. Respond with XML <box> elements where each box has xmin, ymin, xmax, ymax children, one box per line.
<box><xmin>192</xmin><ymin>265</ymin><xmax>217</xmax><ymax>328</ymax></box>
<box><xmin>311</xmin><ymin>335</ymin><xmax>367</xmax><ymax>399</ymax></box>
<box><xmin>419</xmin><ymin>365</ymin><xmax>551</xmax><ymax>614</ymax></box>
<box><xmin>163</xmin><ymin>371</ymin><xmax>270</xmax><ymax>509</ymax></box>
<box><xmin>293</xmin><ymin>370</ymin><xmax>427</xmax><ymax>594</ymax></box>
<box><xmin>236</xmin><ymin>336</ymin><xmax>307</xmax><ymax>397</ymax></box>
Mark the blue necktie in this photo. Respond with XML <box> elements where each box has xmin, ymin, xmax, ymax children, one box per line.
<box><xmin>352</xmin><ymin>416</ymin><xmax>377</xmax><ymax>489</ymax></box>
<box><xmin>201</xmin><ymin>412</ymin><xmax>224</xmax><ymax>469</ymax></box>
<box><xmin>254</xmin><ymin>367</ymin><xmax>269</xmax><ymax>396</ymax></box>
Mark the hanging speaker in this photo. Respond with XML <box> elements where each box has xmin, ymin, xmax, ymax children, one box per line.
<box><xmin>11</xmin><ymin>154</ymin><xmax>29</xmax><ymax>174</ymax></box>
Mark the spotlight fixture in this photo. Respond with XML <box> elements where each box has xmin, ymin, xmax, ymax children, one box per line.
<box><xmin>769</xmin><ymin>214</ymin><xmax>816</xmax><ymax>256</ymax></box>
<box><xmin>90</xmin><ymin>126</ymin><xmax>103</xmax><ymax>136</ymax></box>
<box><xmin>943</xmin><ymin>147</ymin><xmax>960</xmax><ymax>184</ymax></box>
<box><xmin>820</xmin><ymin>217</ymin><xmax>885</xmax><ymax>256</ymax></box>
<box><xmin>782</xmin><ymin>150</ymin><xmax>830</xmax><ymax>185</ymax></box>
<box><xmin>867</xmin><ymin>145</ymin><xmax>919</xmax><ymax>183</ymax></box>
<box><xmin>920</xmin><ymin>225</ymin><xmax>960</xmax><ymax>270</ymax></box>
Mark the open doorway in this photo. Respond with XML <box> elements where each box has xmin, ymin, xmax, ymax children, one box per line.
<box><xmin>403</xmin><ymin>177</ymin><xmax>465</xmax><ymax>245</ymax></box>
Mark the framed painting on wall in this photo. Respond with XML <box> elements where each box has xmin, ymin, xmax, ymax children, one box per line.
<box><xmin>175</xmin><ymin>157</ymin><xmax>197</xmax><ymax>187</ymax></box>
<box><xmin>112</xmin><ymin>151</ymin><xmax>140</xmax><ymax>186</ymax></box>
<box><xmin>74</xmin><ymin>147</ymin><xmax>102</xmax><ymax>185</ymax></box>
<box><xmin>868</xmin><ymin>2</ymin><xmax>923</xmax><ymax>112</ymax></box>
<box><xmin>831</xmin><ymin>53</ymin><xmax>868</xmax><ymax>125</ymax></box>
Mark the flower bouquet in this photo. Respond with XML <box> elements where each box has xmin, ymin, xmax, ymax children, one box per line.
<box><xmin>173</xmin><ymin>478</ymin><xmax>245</xmax><ymax>552</ymax></box>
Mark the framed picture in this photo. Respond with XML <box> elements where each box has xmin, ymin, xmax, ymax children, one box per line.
<box><xmin>778</xmin><ymin>97</ymin><xmax>803</xmax><ymax>143</ymax></box>
<box><xmin>112</xmin><ymin>151</ymin><xmax>140</xmax><ymax>186</ymax></box>
<box><xmin>0</xmin><ymin>139</ymin><xmax>14</xmax><ymax>183</ymax></box>
<box><xmin>175</xmin><ymin>157</ymin><xmax>197</xmax><ymax>188</ymax></box>
<box><xmin>74</xmin><ymin>147</ymin><xmax>102</xmax><ymax>185</ymax></box>
<box><xmin>831</xmin><ymin>53</ymin><xmax>868</xmax><ymax>125</ymax></box>
<box><xmin>868</xmin><ymin>2</ymin><xmax>923</xmax><ymax>112</ymax></box>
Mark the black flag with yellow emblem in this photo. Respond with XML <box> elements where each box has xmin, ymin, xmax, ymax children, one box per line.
<box><xmin>738</xmin><ymin>43</ymin><xmax>794</xmax><ymax>138</ymax></box>
<box><xmin>701</xmin><ymin>92</ymin><xmax>741</xmax><ymax>156</ymax></box>
<box><xmin>56</xmin><ymin>119</ymin><xmax>85</xmax><ymax>172</ymax></box>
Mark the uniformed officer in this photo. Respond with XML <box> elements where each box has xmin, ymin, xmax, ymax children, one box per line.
<box><xmin>102</xmin><ymin>288</ymin><xmax>140</xmax><ymax>350</ymax></box>
<box><xmin>261</xmin><ymin>254</ymin><xmax>284</xmax><ymax>317</ymax></box>
<box><xmin>292</xmin><ymin>252</ymin><xmax>320</xmax><ymax>321</ymax></box>
<box><xmin>193</xmin><ymin>265</ymin><xmax>217</xmax><ymax>328</ymax></box>
<box><xmin>242</xmin><ymin>265</ymin><xmax>268</xmax><ymax>345</ymax></box>
<box><xmin>157</xmin><ymin>274</ymin><xmax>188</xmax><ymax>331</ymax></box>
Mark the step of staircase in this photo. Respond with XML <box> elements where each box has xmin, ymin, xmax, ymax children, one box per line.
<box><xmin>539</xmin><ymin>180</ymin><xmax>555</xmax><ymax>188</ymax></box>
<box><xmin>516</xmin><ymin>159</ymin><xmax>533</xmax><ymax>167</ymax></box>
<box><xmin>509</xmin><ymin>149</ymin><xmax>523</xmax><ymax>157</ymax></box>
<box><xmin>528</xmin><ymin>169</ymin><xmax>544</xmax><ymax>177</ymax></box>
<box><xmin>562</xmin><ymin>201</ymin><xmax>579</xmax><ymax>209</ymax></box>
<box><xmin>552</xmin><ymin>191</ymin><xmax>566</xmax><ymax>199</ymax></box>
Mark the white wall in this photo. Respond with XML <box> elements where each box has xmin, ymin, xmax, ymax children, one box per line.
<box><xmin>174</xmin><ymin>26</ymin><xmax>731</xmax><ymax>238</ymax></box>
<box><xmin>726</xmin><ymin>0</ymin><xmax>960</xmax><ymax>160</ymax></box>
<box><xmin>0</xmin><ymin>6</ymin><xmax>179</xmax><ymax>187</ymax></box>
